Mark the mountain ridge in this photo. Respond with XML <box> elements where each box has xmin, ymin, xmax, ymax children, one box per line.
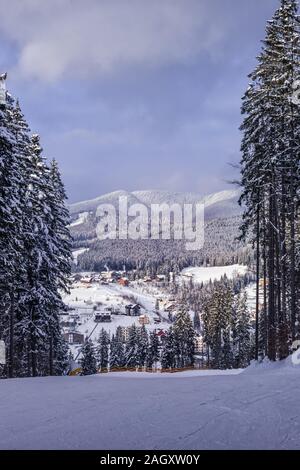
<box><xmin>69</xmin><ymin>188</ymin><xmax>241</xmax><ymax>220</ymax></box>
<box><xmin>69</xmin><ymin>188</ymin><xmax>248</xmax><ymax>272</ymax></box>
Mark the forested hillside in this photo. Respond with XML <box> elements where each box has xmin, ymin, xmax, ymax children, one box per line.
<box><xmin>70</xmin><ymin>189</ymin><xmax>251</xmax><ymax>273</ymax></box>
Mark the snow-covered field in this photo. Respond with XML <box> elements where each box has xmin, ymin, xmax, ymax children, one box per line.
<box><xmin>180</xmin><ymin>264</ymin><xmax>248</xmax><ymax>284</ymax></box>
<box><xmin>72</xmin><ymin>248</ymin><xmax>89</xmax><ymax>265</ymax></box>
<box><xmin>68</xmin><ymin>211</ymin><xmax>89</xmax><ymax>228</ymax></box>
<box><xmin>0</xmin><ymin>359</ymin><xmax>299</xmax><ymax>450</ymax></box>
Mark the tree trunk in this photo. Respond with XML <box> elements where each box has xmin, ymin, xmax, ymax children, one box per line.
<box><xmin>49</xmin><ymin>333</ymin><xmax>53</xmax><ymax>376</ymax></box>
<box><xmin>30</xmin><ymin>304</ymin><xmax>37</xmax><ymax>377</ymax></box>
<box><xmin>268</xmin><ymin>181</ymin><xmax>276</xmax><ymax>361</ymax></box>
<box><xmin>290</xmin><ymin>178</ymin><xmax>296</xmax><ymax>340</ymax></box>
<box><xmin>8</xmin><ymin>291</ymin><xmax>14</xmax><ymax>378</ymax></box>
<box><xmin>255</xmin><ymin>202</ymin><xmax>260</xmax><ymax>360</ymax></box>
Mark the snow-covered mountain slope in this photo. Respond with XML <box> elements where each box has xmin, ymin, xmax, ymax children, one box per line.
<box><xmin>69</xmin><ymin>190</ymin><xmax>142</xmax><ymax>216</ymax></box>
<box><xmin>68</xmin><ymin>211</ymin><xmax>90</xmax><ymax>228</ymax></box>
<box><xmin>201</xmin><ymin>189</ymin><xmax>239</xmax><ymax>208</ymax></box>
<box><xmin>132</xmin><ymin>189</ymin><xmax>204</xmax><ymax>206</ymax></box>
<box><xmin>69</xmin><ymin>188</ymin><xmax>241</xmax><ymax>220</ymax></box>
<box><xmin>68</xmin><ymin>188</ymin><xmax>245</xmax><ymax>269</ymax></box>
<box><xmin>0</xmin><ymin>358</ymin><xmax>299</xmax><ymax>450</ymax></box>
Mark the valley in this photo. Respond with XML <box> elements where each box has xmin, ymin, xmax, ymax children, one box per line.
<box><xmin>61</xmin><ymin>264</ymin><xmax>253</xmax><ymax>364</ymax></box>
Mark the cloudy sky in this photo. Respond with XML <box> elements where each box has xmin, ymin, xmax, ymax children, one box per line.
<box><xmin>0</xmin><ymin>0</ymin><xmax>278</xmax><ymax>202</ymax></box>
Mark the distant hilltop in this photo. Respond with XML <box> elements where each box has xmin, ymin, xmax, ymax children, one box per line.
<box><xmin>69</xmin><ymin>188</ymin><xmax>242</xmax><ymax>221</ymax></box>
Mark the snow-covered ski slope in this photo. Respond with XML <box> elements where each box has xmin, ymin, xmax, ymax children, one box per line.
<box><xmin>180</xmin><ymin>264</ymin><xmax>248</xmax><ymax>284</ymax></box>
<box><xmin>0</xmin><ymin>358</ymin><xmax>299</xmax><ymax>450</ymax></box>
<box><xmin>72</xmin><ymin>248</ymin><xmax>89</xmax><ymax>265</ymax></box>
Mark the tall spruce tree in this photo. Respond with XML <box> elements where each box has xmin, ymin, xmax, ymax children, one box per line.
<box><xmin>173</xmin><ymin>305</ymin><xmax>195</xmax><ymax>368</ymax></box>
<box><xmin>110</xmin><ymin>326</ymin><xmax>125</xmax><ymax>369</ymax></box>
<box><xmin>232</xmin><ymin>293</ymin><xmax>252</xmax><ymax>368</ymax></box>
<box><xmin>136</xmin><ymin>325</ymin><xmax>149</xmax><ymax>369</ymax></box>
<box><xmin>240</xmin><ymin>0</ymin><xmax>300</xmax><ymax>361</ymax></box>
<box><xmin>0</xmin><ymin>81</ymin><xmax>71</xmax><ymax>377</ymax></box>
<box><xmin>0</xmin><ymin>94</ymin><xmax>25</xmax><ymax>378</ymax></box>
<box><xmin>161</xmin><ymin>327</ymin><xmax>176</xmax><ymax>369</ymax></box>
<box><xmin>80</xmin><ymin>340</ymin><xmax>97</xmax><ymax>376</ymax></box>
<box><xmin>203</xmin><ymin>281</ymin><xmax>235</xmax><ymax>369</ymax></box>
<box><xmin>147</xmin><ymin>331</ymin><xmax>160</xmax><ymax>369</ymax></box>
<box><xmin>125</xmin><ymin>324</ymin><xmax>139</xmax><ymax>369</ymax></box>
<box><xmin>96</xmin><ymin>328</ymin><xmax>110</xmax><ymax>371</ymax></box>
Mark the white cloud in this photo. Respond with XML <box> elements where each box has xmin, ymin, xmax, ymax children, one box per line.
<box><xmin>0</xmin><ymin>0</ymin><xmax>226</xmax><ymax>81</ymax></box>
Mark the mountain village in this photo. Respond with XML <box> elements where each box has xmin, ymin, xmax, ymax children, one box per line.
<box><xmin>62</xmin><ymin>264</ymin><xmax>254</xmax><ymax>370</ymax></box>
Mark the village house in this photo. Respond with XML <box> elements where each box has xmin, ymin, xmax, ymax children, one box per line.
<box><xmin>63</xmin><ymin>331</ymin><xmax>85</xmax><ymax>345</ymax></box>
<box><xmin>154</xmin><ymin>274</ymin><xmax>167</xmax><ymax>287</ymax></box>
<box><xmin>94</xmin><ymin>312</ymin><xmax>112</xmax><ymax>323</ymax></box>
<box><xmin>60</xmin><ymin>316</ymin><xmax>77</xmax><ymax>330</ymax></box>
<box><xmin>157</xmin><ymin>296</ymin><xmax>177</xmax><ymax>310</ymax></box>
<box><xmin>125</xmin><ymin>304</ymin><xmax>141</xmax><ymax>316</ymax></box>
<box><xmin>100</xmin><ymin>270</ymin><xmax>125</xmax><ymax>282</ymax></box>
<box><xmin>155</xmin><ymin>329</ymin><xmax>167</xmax><ymax>345</ymax></box>
<box><xmin>156</xmin><ymin>274</ymin><xmax>166</xmax><ymax>282</ymax></box>
<box><xmin>81</xmin><ymin>275</ymin><xmax>93</xmax><ymax>285</ymax></box>
<box><xmin>181</xmin><ymin>273</ymin><xmax>193</xmax><ymax>281</ymax></box>
<box><xmin>120</xmin><ymin>327</ymin><xmax>130</xmax><ymax>343</ymax></box>
<box><xmin>194</xmin><ymin>335</ymin><xmax>205</xmax><ymax>354</ymax></box>
<box><xmin>138</xmin><ymin>314</ymin><xmax>150</xmax><ymax>326</ymax></box>
<box><xmin>163</xmin><ymin>302</ymin><xmax>177</xmax><ymax>313</ymax></box>
<box><xmin>118</xmin><ymin>277</ymin><xmax>129</xmax><ymax>287</ymax></box>
<box><xmin>71</xmin><ymin>273</ymin><xmax>82</xmax><ymax>283</ymax></box>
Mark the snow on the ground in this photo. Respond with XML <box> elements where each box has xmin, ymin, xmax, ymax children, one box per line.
<box><xmin>72</xmin><ymin>248</ymin><xmax>89</xmax><ymax>265</ymax></box>
<box><xmin>97</xmin><ymin>369</ymin><xmax>243</xmax><ymax>379</ymax></box>
<box><xmin>68</xmin><ymin>211</ymin><xmax>89</xmax><ymax>228</ymax></box>
<box><xmin>0</xmin><ymin>359</ymin><xmax>299</xmax><ymax>450</ymax></box>
<box><xmin>245</xmin><ymin>282</ymin><xmax>256</xmax><ymax>309</ymax></box>
<box><xmin>180</xmin><ymin>264</ymin><xmax>248</xmax><ymax>284</ymax></box>
<box><xmin>244</xmin><ymin>281</ymin><xmax>265</xmax><ymax>320</ymax></box>
<box><xmin>63</xmin><ymin>265</ymin><xmax>249</xmax><ymax>356</ymax></box>
<box><xmin>62</xmin><ymin>281</ymin><xmax>170</xmax><ymax>357</ymax></box>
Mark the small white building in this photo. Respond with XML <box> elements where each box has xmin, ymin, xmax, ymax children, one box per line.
<box><xmin>120</xmin><ymin>327</ymin><xmax>130</xmax><ymax>343</ymax></box>
<box><xmin>139</xmin><ymin>314</ymin><xmax>150</xmax><ymax>326</ymax></box>
<box><xmin>194</xmin><ymin>335</ymin><xmax>205</xmax><ymax>354</ymax></box>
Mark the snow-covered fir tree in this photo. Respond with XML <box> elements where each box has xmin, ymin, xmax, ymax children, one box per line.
<box><xmin>173</xmin><ymin>305</ymin><xmax>195</xmax><ymax>368</ymax></box>
<box><xmin>240</xmin><ymin>0</ymin><xmax>300</xmax><ymax>360</ymax></box>
<box><xmin>96</xmin><ymin>328</ymin><xmax>110</xmax><ymax>371</ymax></box>
<box><xmin>0</xmin><ymin>94</ymin><xmax>25</xmax><ymax>378</ymax></box>
<box><xmin>147</xmin><ymin>331</ymin><xmax>160</xmax><ymax>369</ymax></box>
<box><xmin>125</xmin><ymin>324</ymin><xmax>139</xmax><ymax>369</ymax></box>
<box><xmin>80</xmin><ymin>340</ymin><xmax>97</xmax><ymax>376</ymax></box>
<box><xmin>109</xmin><ymin>326</ymin><xmax>125</xmax><ymax>369</ymax></box>
<box><xmin>193</xmin><ymin>311</ymin><xmax>201</xmax><ymax>332</ymax></box>
<box><xmin>136</xmin><ymin>325</ymin><xmax>148</xmax><ymax>369</ymax></box>
<box><xmin>161</xmin><ymin>327</ymin><xmax>176</xmax><ymax>369</ymax></box>
<box><xmin>232</xmin><ymin>293</ymin><xmax>252</xmax><ymax>368</ymax></box>
<box><xmin>0</xmin><ymin>83</ymin><xmax>72</xmax><ymax>378</ymax></box>
<box><xmin>203</xmin><ymin>281</ymin><xmax>234</xmax><ymax>369</ymax></box>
